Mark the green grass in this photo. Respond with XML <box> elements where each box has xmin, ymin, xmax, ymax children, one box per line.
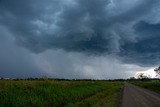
<box><xmin>0</xmin><ymin>80</ymin><xmax>123</xmax><ymax>107</ymax></box>
<box><xmin>130</xmin><ymin>81</ymin><xmax>160</xmax><ymax>93</ymax></box>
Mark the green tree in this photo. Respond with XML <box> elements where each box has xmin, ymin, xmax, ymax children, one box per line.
<box><xmin>154</xmin><ymin>66</ymin><xmax>160</xmax><ymax>77</ymax></box>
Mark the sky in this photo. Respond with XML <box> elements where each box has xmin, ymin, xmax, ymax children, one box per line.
<box><xmin>0</xmin><ymin>0</ymin><xmax>160</xmax><ymax>79</ymax></box>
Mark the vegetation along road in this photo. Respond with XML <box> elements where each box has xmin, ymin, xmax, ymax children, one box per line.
<box><xmin>121</xmin><ymin>82</ymin><xmax>160</xmax><ymax>107</ymax></box>
<box><xmin>1</xmin><ymin>80</ymin><xmax>160</xmax><ymax>107</ymax></box>
<box><xmin>0</xmin><ymin>80</ymin><xmax>123</xmax><ymax>107</ymax></box>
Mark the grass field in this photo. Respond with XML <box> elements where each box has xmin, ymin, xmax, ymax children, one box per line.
<box><xmin>0</xmin><ymin>80</ymin><xmax>123</xmax><ymax>107</ymax></box>
<box><xmin>131</xmin><ymin>81</ymin><xmax>160</xmax><ymax>93</ymax></box>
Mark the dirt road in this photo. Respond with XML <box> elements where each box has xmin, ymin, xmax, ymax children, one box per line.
<box><xmin>121</xmin><ymin>82</ymin><xmax>160</xmax><ymax>107</ymax></box>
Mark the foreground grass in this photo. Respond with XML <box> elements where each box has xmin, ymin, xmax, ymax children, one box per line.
<box><xmin>131</xmin><ymin>81</ymin><xmax>160</xmax><ymax>93</ymax></box>
<box><xmin>0</xmin><ymin>80</ymin><xmax>123</xmax><ymax>107</ymax></box>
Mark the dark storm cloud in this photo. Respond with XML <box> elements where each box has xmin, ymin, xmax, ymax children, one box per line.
<box><xmin>0</xmin><ymin>0</ymin><xmax>160</xmax><ymax>67</ymax></box>
<box><xmin>120</xmin><ymin>21</ymin><xmax>160</xmax><ymax>66</ymax></box>
<box><xmin>0</xmin><ymin>26</ymin><xmax>45</xmax><ymax>78</ymax></box>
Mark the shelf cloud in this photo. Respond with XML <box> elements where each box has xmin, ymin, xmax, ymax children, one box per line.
<box><xmin>0</xmin><ymin>0</ymin><xmax>160</xmax><ymax>79</ymax></box>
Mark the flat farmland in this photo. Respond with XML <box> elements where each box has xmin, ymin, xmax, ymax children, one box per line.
<box><xmin>0</xmin><ymin>80</ymin><xmax>123</xmax><ymax>107</ymax></box>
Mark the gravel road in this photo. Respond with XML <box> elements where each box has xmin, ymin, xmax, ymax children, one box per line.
<box><xmin>121</xmin><ymin>82</ymin><xmax>160</xmax><ymax>107</ymax></box>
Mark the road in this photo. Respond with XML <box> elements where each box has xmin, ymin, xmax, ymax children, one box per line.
<box><xmin>121</xmin><ymin>82</ymin><xmax>160</xmax><ymax>107</ymax></box>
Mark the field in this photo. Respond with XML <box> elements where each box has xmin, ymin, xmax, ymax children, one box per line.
<box><xmin>0</xmin><ymin>80</ymin><xmax>123</xmax><ymax>107</ymax></box>
<box><xmin>131</xmin><ymin>81</ymin><xmax>160</xmax><ymax>93</ymax></box>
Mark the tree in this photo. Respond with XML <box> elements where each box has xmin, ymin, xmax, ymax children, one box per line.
<box><xmin>130</xmin><ymin>77</ymin><xmax>136</xmax><ymax>80</ymax></box>
<box><xmin>154</xmin><ymin>66</ymin><xmax>160</xmax><ymax>77</ymax></box>
<box><xmin>136</xmin><ymin>73</ymin><xmax>150</xmax><ymax>81</ymax></box>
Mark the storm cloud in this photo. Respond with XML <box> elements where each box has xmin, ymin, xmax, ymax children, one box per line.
<box><xmin>0</xmin><ymin>0</ymin><xmax>160</xmax><ymax>79</ymax></box>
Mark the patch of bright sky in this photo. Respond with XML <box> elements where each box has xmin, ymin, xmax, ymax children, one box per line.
<box><xmin>135</xmin><ymin>67</ymin><xmax>157</xmax><ymax>78</ymax></box>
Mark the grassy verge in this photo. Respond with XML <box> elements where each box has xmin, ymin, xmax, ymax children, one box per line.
<box><xmin>66</xmin><ymin>82</ymin><xmax>123</xmax><ymax>107</ymax></box>
<box><xmin>0</xmin><ymin>80</ymin><xmax>123</xmax><ymax>107</ymax></box>
<box><xmin>130</xmin><ymin>81</ymin><xmax>160</xmax><ymax>93</ymax></box>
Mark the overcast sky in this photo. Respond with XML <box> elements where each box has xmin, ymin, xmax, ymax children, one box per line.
<box><xmin>0</xmin><ymin>0</ymin><xmax>160</xmax><ymax>79</ymax></box>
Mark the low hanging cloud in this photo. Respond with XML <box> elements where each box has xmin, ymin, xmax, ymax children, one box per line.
<box><xmin>33</xmin><ymin>49</ymin><xmax>147</xmax><ymax>79</ymax></box>
<box><xmin>0</xmin><ymin>0</ymin><xmax>160</xmax><ymax>79</ymax></box>
<box><xmin>0</xmin><ymin>25</ymin><xmax>45</xmax><ymax>78</ymax></box>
